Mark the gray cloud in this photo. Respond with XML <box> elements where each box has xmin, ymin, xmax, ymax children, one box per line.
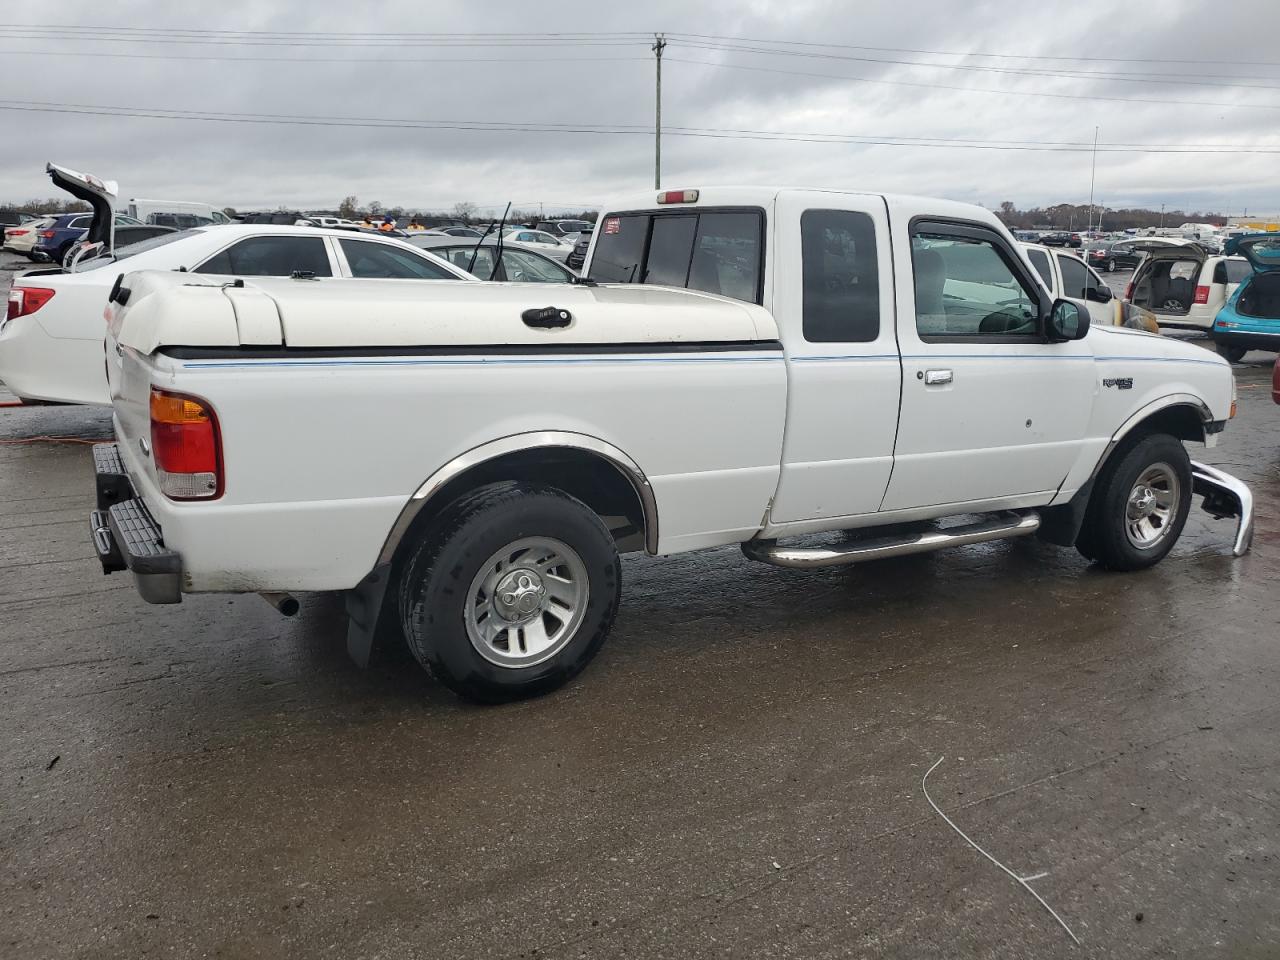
<box><xmin>1</xmin><ymin>0</ymin><xmax>1277</xmax><ymax>217</ymax></box>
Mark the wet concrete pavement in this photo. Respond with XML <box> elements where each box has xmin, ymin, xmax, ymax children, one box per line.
<box><xmin>2</xmin><ymin>273</ymin><xmax>1279</xmax><ymax>957</ymax></box>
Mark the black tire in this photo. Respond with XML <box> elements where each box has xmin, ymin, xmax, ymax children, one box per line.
<box><xmin>398</xmin><ymin>482</ymin><xmax>621</xmax><ymax>703</ymax></box>
<box><xmin>1217</xmin><ymin>343</ymin><xmax>1247</xmax><ymax>364</ymax></box>
<box><xmin>1076</xmin><ymin>434</ymin><xmax>1192</xmax><ymax>571</ymax></box>
<box><xmin>1107</xmin><ymin>258</ymin><xmax>1116</xmax><ymax>272</ymax></box>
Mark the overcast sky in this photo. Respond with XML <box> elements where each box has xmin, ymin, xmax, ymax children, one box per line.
<box><xmin>3</xmin><ymin>0</ymin><xmax>1279</xmax><ymax>217</ymax></box>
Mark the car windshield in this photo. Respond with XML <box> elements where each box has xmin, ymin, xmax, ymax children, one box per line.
<box><xmin>558</xmin><ymin>221</ymin><xmax>592</xmax><ymax>233</ymax></box>
<box><xmin>75</xmin><ymin>228</ymin><xmax>205</xmax><ymax>270</ymax></box>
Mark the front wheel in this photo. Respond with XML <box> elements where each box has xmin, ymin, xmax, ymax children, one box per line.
<box><xmin>399</xmin><ymin>482</ymin><xmax>621</xmax><ymax>702</ymax></box>
<box><xmin>1107</xmin><ymin>258</ymin><xmax>1117</xmax><ymax>272</ymax></box>
<box><xmin>1076</xmin><ymin>434</ymin><xmax>1192</xmax><ymax>571</ymax></box>
<box><xmin>1217</xmin><ymin>343</ymin><xmax>1247</xmax><ymax>363</ymax></box>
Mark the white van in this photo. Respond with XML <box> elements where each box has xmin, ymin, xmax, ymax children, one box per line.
<box><xmin>126</xmin><ymin>199</ymin><xmax>232</xmax><ymax>226</ymax></box>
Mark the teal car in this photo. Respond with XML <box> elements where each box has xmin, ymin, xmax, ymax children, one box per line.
<box><xmin>1212</xmin><ymin>233</ymin><xmax>1280</xmax><ymax>362</ymax></box>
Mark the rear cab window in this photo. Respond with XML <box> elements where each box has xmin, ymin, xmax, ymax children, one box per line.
<box><xmin>587</xmin><ymin>208</ymin><xmax>764</xmax><ymax>304</ymax></box>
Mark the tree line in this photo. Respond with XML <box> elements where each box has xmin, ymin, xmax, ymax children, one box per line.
<box><xmin>996</xmin><ymin>201</ymin><xmax>1228</xmax><ymax>231</ymax></box>
<box><xmin>0</xmin><ymin>198</ymin><xmax>91</xmax><ymax>215</ymax></box>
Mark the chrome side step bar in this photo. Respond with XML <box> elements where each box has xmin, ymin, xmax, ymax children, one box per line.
<box><xmin>1190</xmin><ymin>460</ymin><xmax>1254</xmax><ymax>557</ymax></box>
<box><xmin>741</xmin><ymin>510</ymin><xmax>1041</xmax><ymax>569</ymax></box>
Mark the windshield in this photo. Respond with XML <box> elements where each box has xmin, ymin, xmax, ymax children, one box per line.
<box><xmin>75</xmin><ymin>228</ymin><xmax>205</xmax><ymax>270</ymax></box>
<box><xmin>558</xmin><ymin>220</ymin><xmax>592</xmax><ymax>233</ymax></box>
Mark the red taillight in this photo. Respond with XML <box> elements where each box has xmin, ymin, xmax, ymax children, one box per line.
<box><xmin>1194</xmin><ymin>285</ymin><xmax>1210</xmax><ymax>305</ymax></box>
<box><xmin>149</xmin><ymin>387</ymin><xmax>223</xmax><ymax>500</ymax></box>
<box><xmin>39</xmin><ymin>230</ymin><xmax>55</xmax><ymax>239</ymax></box>
<box><xmin>7</xmin><ymin>286</ymin><xmax>56</xmax><ymax>321</ymax></box>
<box><xmin>8</xmin><ymin>229</ymin><xmax>27</xmax><ymax>237</ymax></box>
<box><xmin>656</xmin><ymin>189</ymin><xmax>699</xmax><ymax>204</ymax></box>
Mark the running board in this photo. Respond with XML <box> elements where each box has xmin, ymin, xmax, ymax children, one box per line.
<box><xmin>741</xmin><ymin>511</ymin><xmax>1041</xmax><ymax>569</ymax></box>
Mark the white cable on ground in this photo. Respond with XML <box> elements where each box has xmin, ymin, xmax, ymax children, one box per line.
<box><xmin>922</xmin><ymin>756</ymin><xmax>1081</xmax><ymax>947</ymax></box>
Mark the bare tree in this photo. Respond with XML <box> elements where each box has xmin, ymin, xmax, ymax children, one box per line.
<box><xmin>451</xmin><ymin>201</ymin><xmax>478</xmax><ymax>224</ymax></box>
<box><xmin>368</xmin><ymin>200</ymin><xmax>384</xmax><ymax>216</ymax></box>
<box><xmin>338</xmin><ymin>195</ymin><xmax>358</xmax><ymax>219</ymax></box>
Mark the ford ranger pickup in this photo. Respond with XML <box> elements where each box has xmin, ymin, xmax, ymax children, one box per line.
<box><xmin>89</xmin><ymin>186</ymin><xmax>1254</xmax><ymax>702</ymax></box>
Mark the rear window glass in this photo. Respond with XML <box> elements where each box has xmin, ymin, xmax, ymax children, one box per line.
<box><xmin>196</xmin><ymin>235</ymin><xmax>332</xmax><ymax>277</ymax></box>
<box><xmin>588</xmin><ymin>209</ymin><xmax>764</xmax><ymax>303</ymax></box>
<box><xmin>339</xmin><ymin>239</ymin><xmax>453</xmax><ymax>279</ymax></box>
<box><xmin>800</xmin><ymin>209</ymin><xmax>879</xmax><ymax>342</ymax></box>
<box><xmin>643</xmin><ymin>215</ymin><xmax>696</xmax><ymax>286</ymax></box>
<box><xmin>76</xmin><ymin>228</ymin><xmax>205</xmax><ymax>270</ymax></box>
<box><xmin>1216</xmin><ymin>259</ymin><xmax>1253</xmax><ymax>284</ymax></box>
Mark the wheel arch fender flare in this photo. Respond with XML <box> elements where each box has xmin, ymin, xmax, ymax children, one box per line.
<box><xmin>376</xmin><ymin>431</ymin><xmax>660</xmax><ymax>568</ymax></box>
<box><xmin>1039</xmin><ymin>395</ymin><xmax>1212</xmax><ymax>547</ymax></box>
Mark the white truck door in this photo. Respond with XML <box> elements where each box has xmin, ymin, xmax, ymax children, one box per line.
<box><xmin>882</xmin><ymin>210</ymin><xmax>1095</xmax><ymax>512</ymax></box>
<box><xmin>767</xmin><ymin>192</ymin><xmax>901</xmax><ymax>524</ymax></box>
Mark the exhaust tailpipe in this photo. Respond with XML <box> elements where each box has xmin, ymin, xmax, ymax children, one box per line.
<box><xmin>260</xmin><ymin>592</ymin><xmax>300</xmax><ymax>617</ymax></box>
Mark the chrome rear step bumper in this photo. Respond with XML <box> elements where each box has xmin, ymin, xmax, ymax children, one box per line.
<box><xmin>742</xmin><ymin>510</ymin><xmax>1041</xmax><ymax>569</ymax></box>
<box><xmin>1190</xmin><ymin>460</ymin><xmax>1254</xmax><ymax>557</ymax></box>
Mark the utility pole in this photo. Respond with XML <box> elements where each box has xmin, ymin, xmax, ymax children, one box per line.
<box><xmin>1087</xmin><ymin>126</ymin><xmax>1098</xmax><ymax>234</ymax></box>
<box><xmin>1160</xmin><ymin>203</ymin><xmax>1165</xmax><ymax>229</ymax></box>
<box><xmin>653</xmin><ymin>33</ymin><xmax>666</xmax><ymax>190</ymax></box>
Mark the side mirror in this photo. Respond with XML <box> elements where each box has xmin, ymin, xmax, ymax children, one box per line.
<box><xmin>1047</xmin><ymin>298</ymin><xmax>1090</xmax><ymax>341</ymax></box>
<box><xmin>1086</xmin><ymin>285</ymin><xmax>1113</xmax><ymax>304</ymax></box>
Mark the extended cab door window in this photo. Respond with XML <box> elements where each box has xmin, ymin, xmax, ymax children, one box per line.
<box><xmin>912</xmin><ymin>228</ymin><xmax>1039</xmax><ymax>339</ymax></box>
<box><xmin>338</xmin><ymin>239</ymin><xmax>454</xmax><ymax>279</ymax></box>
<box><xmin>800</xmin><ymin>209</ymin><xmax>879</xmax><ymax>342</ymax></box>
<box><xmin>195</xmin><ymin>236</ymin><xmax>333</xmax><ymax>277</ymax></box>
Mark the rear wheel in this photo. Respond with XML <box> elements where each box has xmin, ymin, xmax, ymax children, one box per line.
<box><xmin>399</xmin><ymin>482</ymin><xmax>621</xmax><ymax>702</ymax></box>
<box><xmin>1107</xmin><ymin>258</ymin><xmax>1117</xmax><ymax>272</ymax></box>
<box><xmin>1076</xmin><ymin>434</ymin><xmax>1192</xmax><ymax>571</ymax></box>
<box><xmin>1217</xmin><ymin>343</ymin><xmax>1247</xmax><ymax>363</ymax></box>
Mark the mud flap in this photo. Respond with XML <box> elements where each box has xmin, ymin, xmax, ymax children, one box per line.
<box><xmin>1190</xmin><ymin>461</ymin><xmax>1254</xmax><ymax>557</ymax></box>
<box><xmin>345</xmin><ymin>563</ymin><xmax>392</xmax><ymax>667</ymax></box>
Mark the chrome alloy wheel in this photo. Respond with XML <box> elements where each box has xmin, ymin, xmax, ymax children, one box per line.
<box><xmin>464</xmin><ymin>536</ymin><xmax>589</xmax><ymax>668</ymax></box>
<box><xmin>1125</xmin><ymin>463</ymin><xmax>1180</xmax><ymax>549</ymax></box>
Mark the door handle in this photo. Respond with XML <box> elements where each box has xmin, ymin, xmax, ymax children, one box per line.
<box><xmin>924</xmin><ymin>369</ymin><xmax>953</xmax><ymax>385</ymax></box>
<box><xmin>521</xmin><ymin>306</ymin><xmax>572</xmax><ymax>328</ymax></box>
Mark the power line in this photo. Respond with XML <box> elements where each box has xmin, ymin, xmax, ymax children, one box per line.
<box><xmin>665</xmin><ymin>56</ymin><xmax>1280</xmax><ymax>112</ymax></box>
<box><xmin>670</xmin><ymin>39</ymin><xmax>1280</xmax><ymax>92</ymax></box>
<box><xmin>665</xmin><ymin>31</ymin><xmax>1280</xmax><ymax>68</ymax></box>
<box><xmin>0</xmin><ymin>48</ymin><xmax>652</xmax><ymax>66</ymax></box>
<box><xmin>3</xmin><ymin>97</ymin><xmax>1279</xmax><ymax>153</ymax></box>
<box><xmin>0</xmin><ymin>29</ymin><xmax>647</xmax><ymax>48</ymax></box>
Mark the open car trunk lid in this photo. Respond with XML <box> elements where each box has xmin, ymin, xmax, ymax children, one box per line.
<box><xmin>1226</xmin><ymin>233</ymin><xmax>1280</xmax><ymax>273</ymax></box>
<box><xmin>46</xmin><ymin>162</ymin><xmax>117</xmax><ymax>262</ymax></box>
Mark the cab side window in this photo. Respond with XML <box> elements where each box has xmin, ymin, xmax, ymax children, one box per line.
<box><xmin>196</xmin><ymin>236</ymin><xmax>332</xmax><ymax>277</ymax></box>
<box><xmin>800</xmin><ymin>209</ymin><xmax>879</xmax><ymax>342</ymax></box>
<box><xmin>911</xmin><ymin>227</ymin><xmax>1039</xmax><ymax>338</ymax></box>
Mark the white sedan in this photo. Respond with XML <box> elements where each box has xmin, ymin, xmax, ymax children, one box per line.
<box><xmin>3</xmin><ymin>216</ymin><xmax>54</xmax><ymax>257</ymax></box>
<box><xmin>502</xmin><ymin>228</ymin><xmax>573</xmax><ymax>262</ymax></box>
<box><xmin>1</xmin><ymin>222</ymin><xmax>475</xmax><ymax>404</ymax></box>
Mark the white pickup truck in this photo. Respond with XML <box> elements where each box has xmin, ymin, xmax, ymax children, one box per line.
<box><xmin>90</xmin><ymin>187</ymin><xmax>1254</xmax><ymax>702</ymax></box>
